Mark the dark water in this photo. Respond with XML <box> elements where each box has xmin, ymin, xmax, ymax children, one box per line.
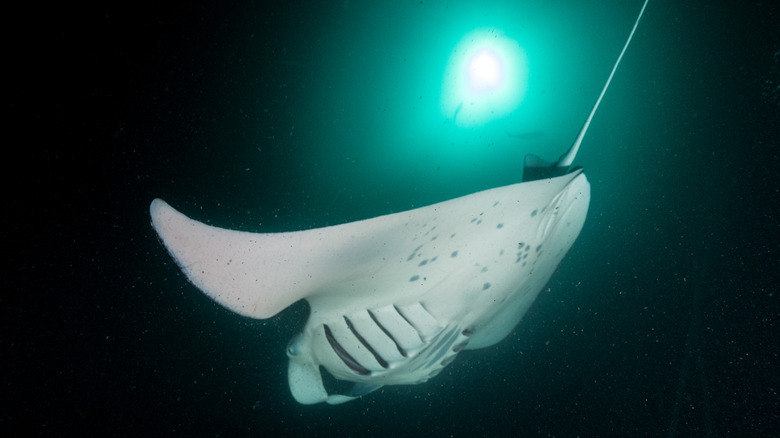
<box><xmin>6</xmin><ymin>0</ymin><xmax>778</xmax><ymax>436</ymax></box>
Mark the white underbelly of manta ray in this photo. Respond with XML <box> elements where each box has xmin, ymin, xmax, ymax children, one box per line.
<box><xmin>150</xmin><ymin>0</ymin><xmax>648</xmax><ymax>405</ymax></box>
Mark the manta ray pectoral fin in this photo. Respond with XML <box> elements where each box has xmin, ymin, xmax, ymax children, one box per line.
<box><xmin>150</xmin><ymin>198</ymin><xmax>329</xmax><ymax>319</ymax></box>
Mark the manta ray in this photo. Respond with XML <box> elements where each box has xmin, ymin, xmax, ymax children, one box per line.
<box><xmin>150</xmin><ymin>0</ymin><xmax>648</xmax><ymax>405</ymax></box>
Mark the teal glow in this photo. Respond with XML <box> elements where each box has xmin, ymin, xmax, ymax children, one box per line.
<box><xmin>286</xmin><ymin>2</ymin><xmax>642</xmax><ymax>206</ymax></box>
<box><xmin>441</xmin><ymin>28</ymin><xmax>529</xmax><ymax>127</ymax></box>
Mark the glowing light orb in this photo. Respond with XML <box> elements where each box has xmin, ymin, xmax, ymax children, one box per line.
<box><xmin>468</xmin><ymin>49</ymin><xmax>503</xmax><ymax>92</ymax></box>
<box><xmin>441</xmin><ymin>28</ymin><xmax>528</xmax><ymax>127</ymax></box>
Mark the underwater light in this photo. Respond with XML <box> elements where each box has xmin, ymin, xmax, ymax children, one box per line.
<box><xmin>468</xmin><ymin>49</ymin><xmax>503</xmax><ymax>92</ymax></box>
<box><xmin>441</xmin><ymin>28</ymin><xmax>528</xmax><ymax>127</ymax></box>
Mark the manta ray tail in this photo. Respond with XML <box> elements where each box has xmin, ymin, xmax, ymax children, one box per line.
<box><xmin>522</xmin><ymin>0</ymin><xmax>649</xmax><ymax>182</ymax></box>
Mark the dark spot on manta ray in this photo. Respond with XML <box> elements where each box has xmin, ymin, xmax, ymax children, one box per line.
<box><xmin>493</xmin><ymin>201</ymin><xmax>499</xmax><ymax>207</ymax></box>
<box><xmin>409</xmin><ymin>275</ymin><xmax>420</xmax><ymax>282</ymax></box>
<box><xmin>450</xmin><ymin>233</ymin><xmax>456</xmax><ymax>238</ymax></box>
<box><xmin>530</xmin><ymin>209</ymin><xmax>538</xmax><ymax>217</ymax></box>
<box><xmin>481</xmin><ymin>267</ymin><xmax>488</xmax><ymax>272</ymax></box>
<box><xmin>406</xmin><ymin>244</ymin><xmax>424</xmax><ymax>261</ymax></box>
<box><xmin>482</xmin><ymin>282</ymin><xmax>491</xmax><ymax>290</ymax></box>
<box><xmin>496</xmin><ymin>223</ymin><xmax>504</xmax><ymax>229</ymax></box>
<box><xmin>536</xmin><ymin>244</ymin><xmax>543</xmax><ymax>253</ymax></box>
<box><xmin>418</xmin><ymin>259</ymin><xmax>428</xmax><ymax>267</ymax></box>
<box><xmin>451</xmin><ymin>250</ymin><xmax>458</xmax><ymax>258</ymax></box>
